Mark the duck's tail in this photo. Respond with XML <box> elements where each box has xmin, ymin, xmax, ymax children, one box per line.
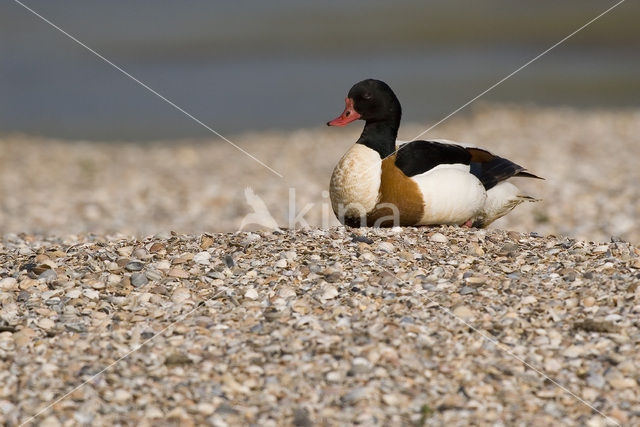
<box><xmin>472</xmin><ymin>183</ymin><xmax>540</xmax><ymax>228</ymax></box>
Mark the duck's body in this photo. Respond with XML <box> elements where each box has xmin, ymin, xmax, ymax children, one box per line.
<box><xmin>327</xmin><ymin>79</ymin><xmax>541</xmax><ymax>228</ymax></box>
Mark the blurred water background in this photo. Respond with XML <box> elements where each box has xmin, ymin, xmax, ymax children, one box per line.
<box><xmin>1</xmin><ymin>0</ymin><xmax>638</xmax><ymax>140</ymax></box>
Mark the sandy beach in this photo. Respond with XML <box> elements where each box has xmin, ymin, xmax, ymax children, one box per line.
<box><xmin>1</xmin><ymin>105</ymin><xmax>639</xmax><ymax>425</ymax></box>
<box><xmin>1</xmin><ymin>105</ymin><xmax>640</xmax><ymax>243</ymax></box>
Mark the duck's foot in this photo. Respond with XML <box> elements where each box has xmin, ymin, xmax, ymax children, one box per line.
<box><xmin>462</xmin><ymin>220</ymin><xmax>473</xmax><ymax>228</ymax></box>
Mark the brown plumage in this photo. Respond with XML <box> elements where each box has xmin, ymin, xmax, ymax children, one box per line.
<box><xmin>366</xmin><ymin>154</ymin><xmax>424</xmax><ymax>226</ymax></box>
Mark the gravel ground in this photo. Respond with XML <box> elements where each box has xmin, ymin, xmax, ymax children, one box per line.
<box><xmin>1</xmin><ymin>106</ymin><xmax>640</xmax><ymax>426</ymax></box>
<box><xmin>0</xmin><ymin>227</ymin><xmax>639</xmax><ymax>426</ymax></box>
<box><xmin>1</xmin><ymin>105</ymin><xmax>639</xmax><ymax>243</ymax></box>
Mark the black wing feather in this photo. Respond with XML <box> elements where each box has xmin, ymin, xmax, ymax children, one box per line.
<box><xmin>394</xmin><ymin>140</ymin><xmax>471</xmax><ymax>177</ymax></box>
<box><xmin>467</xmin><ymin>147</ymin><xmax>543</xmax><ymax>189</ymax></box>
<box><xmin>395</xmin><ymin>141</ymin><xmax>543</xmax><ymax>190</ymax></box>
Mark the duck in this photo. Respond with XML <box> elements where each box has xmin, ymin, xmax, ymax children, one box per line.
<box><xmin>326</xmin><ymin>78</ymin><xmax>542</xmax><ymax>228</ymax></box>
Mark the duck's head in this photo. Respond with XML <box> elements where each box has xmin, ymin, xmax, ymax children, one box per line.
<box><xmin>327</xmin><ymin>79</ymin><xmax>401</xmax><ymax>127</ymax></box>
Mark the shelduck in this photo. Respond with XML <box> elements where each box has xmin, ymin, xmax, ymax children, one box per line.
<box><xmin>327</xmin><ymin>79</ymin><xmax>542</xmax><ymax>228</ymax></box>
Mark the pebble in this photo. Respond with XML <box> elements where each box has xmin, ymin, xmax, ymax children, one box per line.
<box><xmin>342</xmin><ymin>387</ymin><xmax>369</xmax><ymax>404</ymax></box>
<box><xmin>0</xmin><ymin>400</ymin><xmax>16</xmax><ymax>417</ymax></box>
<box><xmin>13</xmin><ymin>328</ymin><xmax>35</xmax><ymax>347</ymax></box>
<box><xmin>130</xmin><ymin>273</ymin><xmax>149</xmax><ymax>287</ymax></box>
<box><xmin>293</xmin><ymin>407</ymin><xmax>312</xmax><ymax>427</ymax></box>
<box><xmin>352</xmin><ymin>234</ymin><xmax>374</xmax><ymax>244</ymax></box>
<box><xmin>292</xmin><ymin>300</ymin><xmax>311</xmax><ymax>315</ymax></box>
<box><xmin>73</xmin><ymin>412</ymin><xmax>94</xmax><ymax>425</ymax></box>
<box><xmin>149</xmin><ymin>242</ymin><xmax>166</xmax><ymax>253</ymax></box>
<box><xmin>244</xmin><ymin>288</ymin><xmax>259</xmax><ymax>300</ymax></box>
<box><xmin>155</xmin><ymin>260</ymin><xmax>171</xmax><ymax>270</ymax></box>
<box><xmin>19</xmin><ymin>278</ymin><xmax>36</xmax><ymax>290</ymax></box>
<box><xmin>223</xmin><ymin>254</ymin><xmax>235</xmax><ymax>268</ymax></box>
<box><xmin>326</xmin><ymin>371</ymin><xmax>342</xmax><ymax>383</ymax></box>
<box><xmin>0</xmin><ymin>277</ymin><xmax>17</xmax><ymax>291</ymax></box>
<box><xmin>468</xmin><ymin>242</ymin><xmax>484</xmax><ymax>256</ymax></box>
<box><xmin>146</xmin><ymin>270</ymin><xmax>163</xmax><ymax>281</ymax></box>
<box><xmin>0</xmin><ymin>225</ymin><xmax>638</xmax><ymax>425</ymax></box>
<box><xmin>563</xmin><ymin>346</ymin><xmax>586</xmax><ymax>358</ymax></box>
<box><xmin>125</xmin><ymin>261</ymin><xmax>145</xmax><ymax>272</ymax></box>
<box><xmin>320</xmin><ymin>284</ymin><xmax>339</xmax><ymax>300</ymax></box>
<box><xmin>592</xmin><ymin>245</ymin><xmax>609</xmax><ymax>254</ymax></box>
<box><xmin>193</xmin><ymin>251</ymin><xmax>211</xmax><ymax>265</ymax></box>
<box><xmin>587</xmin><ymin>373</ymin><xmax>605</xmax><ymax>389</ymax></box>
<box><xmin>117</xmin><ymin>246</ymin><xmax>134</xmax><ymax>257</ymax></box>
<box><xmin>37</xmin><ymin>318</ymin><xmax>55</xmax><ymax>330</ymax></box>
<box><xmin>200</xmin><ymin>236</ymin><xmax>214</xmax><ymax>250</ymax></box>
<box><xmin>499</xmin><ymin>243</ymin><xmax>519</xmax><ymax>255</ymax></box>
<box><xmin>83</xmin><ymin>289</ymin><xmax>100</xmax><ymax>300</ymax></box>
<box><xmin>351</xmin><ymin>357</ymin><xmax>372</xmax><ymax>374</ymax></box>
<box><xmin>168</xmin><ymin>268</ymin><xmax>189</xmax><ymax>278</ymax></box>
<box><xmin>544</xmin><ymin>358</ymin><xmax>562</xmax><ymax>373</ymax></box>
<box><xmin>133</xmin><ymin>248</ymin><xmax>149</xmax><ymax>259</ymax></box>
<box><xmin>38</xmin><ymin>269</ymin><xmax>57</xmax><ymax>282</ymax></box>
<box><xmin>452</xmin><ymin>305</ymin><xmax>475</xmax><ymax>319</ymax></box>
<box><xmin>278</xmin><ymin>287</ymin><xmax>296</xmax><ymax>299</ymax></box>
<box><xmin>459</xmin><ymin>286</ymin><xmax>475</xmax><ymax>295</ymax></box>
<box><xmin>144</xmin><ymin>406</ymin><xmax>164</xmax><ymax>418</ymax></box>
<box><xmin>464</xmin><ymin>276</ymin><xmax>487</xmax><ymax>285</ymax></box>
<box><xmin>429</xmin><ymin>233</ymin><xmax>448</xmax><ymax>243</ymax></box>
<box><xmin>113</xmin><ymin>389</ymin><xmax>132</xmax><ymax>403</ymax></box>
<box><xmin>607</xmin><ymin>376</ymin><xmax>636</xmax><ymax>389</ymax></box>
<box><xmin>377</xmin><ymin>242</ymin><xmax>395</xmax><ymax>252</ymax></box>
<box><xmin>196</xmin><ymin>403</ymin><xmax>216</xmax><ymax>416</ymax></box>
<box><xmin>40</xmin><ymin>416</ymin><xmax>62</xmax><ymax>427</ymax></box>
<box><xmin>171</xmin><ymin>287</ymin><xmax>191</xmax><ymax>303</ymax></box>
<box><xmin>274</xmin><ymin>259</ymin><xmax>288</xmax><ymax>268</ymax></box>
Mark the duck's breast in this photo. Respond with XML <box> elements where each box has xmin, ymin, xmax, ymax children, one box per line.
<box><xmin>330</xmin><ymin>144</ymin><xmax>381</xmax><ymax>220</ymax></box>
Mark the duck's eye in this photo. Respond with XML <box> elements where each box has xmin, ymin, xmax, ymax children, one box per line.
<box><xmin>363</xmin><ymin>92</ymin><xmax>372</xmax><ymax>100</ymax></box>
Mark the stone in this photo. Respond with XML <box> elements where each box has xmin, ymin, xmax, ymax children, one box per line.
<box><xmin>193</xmin><ymin>251</ymin><xmax>211</xmax><ymax>265</ymax></box>
<box><xmin>586</xmin><ymin>373</ymin><xmax>605</xmax><ymax>389</ymax></box>
<box><xmin>321</xmin><ymin>285</ymin><xmax>339</xmax><ymax>300</ymax></box>
<box><xmin>130</xmin><ymin>273</ymin><xmax>149</xmax><ymax>287</ymax></box>
<box><xmin>171</xmin><ymin>287</ymin><xmax>191</xmax><ymax>303</ymax></box>
<box><xmin>125</xmin><ymin>261</ymin><xmax>145</xmax><ymax>272</ymax></box>
<box><xmin>452</xmin><ymin>305</ymin><xmax>475</xmax><ymax>319</ymax></box>
<box><xmin>377</xmin><ymin>242</ymin><xmax>395</xmax><ymax>252</ymax></box>
<box><xmin>592</xmin><ymin>245</ymin><xmax>609</xmax><ymax>254</ymax></box>
<box><xmin>459</xmin><ymin>286</ymin><xmax>475</xmax><ymax>295</ymax></box>
<box><xmin>38</xmin><ymin>318</ymin><xmax>55</xmax><ymax>330</ymax></box>
<box><xmin>223</xmin><ymin>254</ymin><xmax>235</xmax><ymax>268</ymax></box>
<box><xmin>429</xmin><ymin>233</ymin><xmax>448</xmax><ymax>243</ymax></box>
<box><xmin>168</xmin><ymin>268</ymin><xmax>189</xmax><ymax>278</ymax></box>
<box><xmin>244</xmin><ymin>288</ymin><xmax>259</xmax><ymax>300</ymax></box>
<box><xmin>83</xmin><ymin>289</ymin><xmax>100</xmax><ymax>300</ymax></box>
<box><xmin>351</xmin><ymin>234</ymin><xmax>374</xmax><ymax>244</ymax></box>
<box><xmin>351</xmin><ymin>357</ymin><xmax>371</xmax><ymax>374</ymax></box>
<box><xmin>465</xmin><ymin>276</ymin><xmax>487</xmax><ymax>285</ymax></box>
<box><xmin>38</xmin><ymin>269</ymin><xmax>57</xmax><ymax>282</ymax></box>
<box><xmin>0</xmin><ymin>278</ymin><xmax>17</xmax><ymax>291</ymax></box>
